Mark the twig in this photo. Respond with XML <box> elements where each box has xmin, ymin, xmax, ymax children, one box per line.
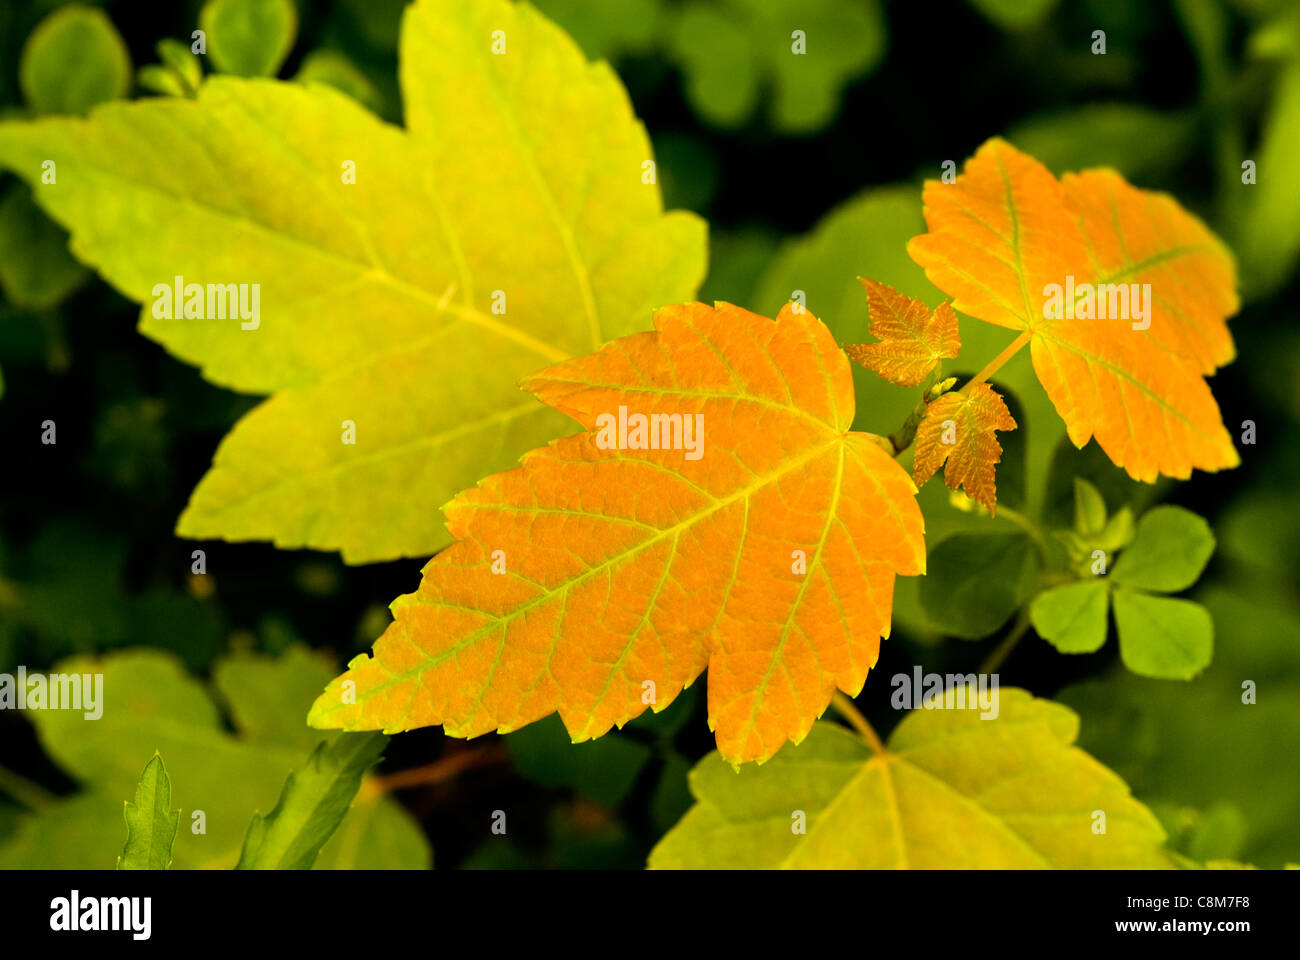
<box><xmin>370</xmin><ymin>745</ymin><xmax>506</xmax><ymax>794</ymax></box>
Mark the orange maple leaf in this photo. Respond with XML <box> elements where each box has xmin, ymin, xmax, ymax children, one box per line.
<box><xmin>912</xmin><ymin>382</ymin><xmax>1017</xmax><ymax>513</ymax></box>
<box><xmin>907</xmin><ymin>137</ymin><xmax>1239</xmax><ymax>482</ymax></box>
<box><xmin>309</xmin><ymin>303</ymin><xmax>926</xmax><ymax>765</ymax></box>
<box><xmin>844</xmin><ymin>277</ymin><xmax>961</xmax><ymax>386</ymax></box>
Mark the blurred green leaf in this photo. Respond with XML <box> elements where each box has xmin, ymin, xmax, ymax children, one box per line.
<box><xmin>650</xmin><ymin>754</ymin><xmax>694</xmax><ymax>834</ymax></box>
<box><xmin>968</xmin><ymin>0</ymin><xmax>1060</xmax><ymax>30</ymax></box>
<box><xmin>1235</xmin><ymin>58</ymin><xmax>1300</xmax><ymax>298</ymax></box>
<box><xmin>669</xmin><ymin>0</ymin><xmax>885</xmax><ymax>133</ymax></box>
<box><xmin>117</xmin><ymin>753</ymin><xmax>178</xmax><ymax>870</ymax></box>
<box><xmin>19</xmin><ymin>4</ymin><xmax>131</xmax><ymax>116</ymax></box>
<box><xmin>699</xmin><ymin>226</ymin><xmax>780</xmax><ymax>308</ymax></box>
<box><xmin>1005</xmin><ymin>104</ymin><xmax>1195</xmax><ymax>181</ymax></box>
<box><xmin>0</xmin><ymin>648</ymin><xmax>429</xmax><ymax>869</ymax></box>
<box><xmin>1112</xmin><ymin>505</ymin><xmax>1215</xmax><ymax>593</ymax></box>
<box><xmin>533</xmin><ymin>0</ymin><xmax>661</xmax><ymax>60</ymax></box>
<box><xmin>214</xmin><ymin>647</ymin><xmax>340</xmax><ymax>752</ymax></box>
<box><xmin>200</xmin><ymin>0</ymin><xmax>298</xmax><ymax>77</ymax></box>
<box><xmin>136</xmin><ymin>64</ymin><xmax>190</xmax><ymax>98</ymax></box>
<box><xmin>1073</xmin><ymin>478</ymin><xmax>1107</xmax><ymax>535</ymax></box>
<box><xmin>1031</xmin><ymin>579</ymin><xmax>1109</xmax><ymax>654</ymax></box>
<box><xmin>0</xmin><ymin>183</ymin><xmax>89</xmax><ymax>310</ymax></box>
<box><xmin>919</xmin><ymin>532</ymin><xmax>1040</xmax><ymax>639</ymax></box>
<box><xmin>1114</xmin><ymin>589</ymin><xmax>1213</xmax><ymax>679</ymax></box>
<box><xmin>294</xmin><ymin>50</ymin><xmax>382</xmax><ymax>112</ymax></box>
<box><xmin>158</xmin><ymin>38</ymin><xmax>204</xmax><ymax>93</ymax></box>
<box><xmin>753</xmin><ymin>186</ymin><xmax>937</xmax><ymax>435</ymax></box>
<box><xmin>139</xmin><ymin>38</ymin><xmax>205</xmax><ymax>99</ymax></box>
<box><xmin>1153</xmin><ymin>801</ymin><xmax>1248</xmax><ymax>863</ymax></box>
<box><xmin>506</xmin><ymin>715</ymin><xmax>651</xmax><ymax>808</ymax></box>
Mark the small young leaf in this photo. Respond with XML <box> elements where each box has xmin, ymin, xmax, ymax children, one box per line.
<box><xmin>1073</xmin><ymin>478</ymin><xmax>1107</xmax><ymax>535</ymax></box>
<box><xmin>135</xmin><ymin>64</ymin><xmax>189</xmax><ymax>98</ymax></box>
<box><xmin>199</xmin><ymin>0</ymin><xmax>297</xmax><ymax>77</ymax></box>
<box><xmin>844</xmin><ymin>277</ymin><xmax>960</xmax><ymax>386</ymax></box>
<box><xmin>1112</xmin><ymin>505</ymin><xmax>1215</xmax><ymax>593</ymax></box>
<box><xmin>1095</xmin><ymin>506</ymin><xmax>1136</xmax><ymax>554</ymax></box>
<box><xmin>912</xmin><ymin>382</ymin><xmax>1017</xmax><ymax>512</ymax></box>
<box><xmin>650</xmin><ymin>689</ymin><xmax>1172</xmax><ymax>868</ymax></box>
<box><xmin>0</xmin><ymin>184</ymin><xmax>88</xmax><ymax>309</ymax></box>
<box><xmin>137</xmin><ymin>37</ymin><xmax>205</xmax><ymax>100</ymax></box>
<box><xmin>1030</xmin><ymin>580</ymin><xmax>1109</xmax><ymax>654</ymax></box>
<box><xmin>919</xmin><ymin>531</ymin><xmax>1039</xmax><ymax>639</ymax></box>
<box><xmin>19</xmin><ymin>4</ymin><xmax>131</xmax><ymax>116</ymax></box>
<box><xmin>117</xmin><ymin>754</ymin><xmax>179</xmax><ymax>870</ymax></box>
<box><xmin>157</xmin><ymin>39</ymin><xmax>203</xmax><ymax>93</ymax></box>
<box><xmin>236</xmin><ymin>732</ymin><xmax>387</xmax><ymax>870</ymax></box>
<box><xmin>1114</xmin><ymin>589</ymin><xmax>1213</xmax><ymax>680</ymax></box>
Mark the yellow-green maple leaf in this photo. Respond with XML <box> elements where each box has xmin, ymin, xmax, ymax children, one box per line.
<box><xmin>0</xmin><ymin>0</ymin><xmax>705</xmax><ymax>562</ymax></box>
<box><xmin>650</xmin><ymin>688</ymin><xmax>1173</xmax><ymax>868</ymax></box>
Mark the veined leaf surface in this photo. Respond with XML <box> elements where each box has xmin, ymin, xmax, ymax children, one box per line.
<box><xmin>0</xmin><ymin>0</ymin><xmax>705</xmax><ymax>562</ymax></box>
<box><xmin>650</xmin><ymin>688</ymin><xmax>1173</xmax><ymax>868</ymax></box>
<box><xmin>907</xmin><ymin>137</ymin><xmax>1238</xmax><ymax>482</ymax></box>
<box><xmin>912</xmin><ymin>382</ymin><xmax>1017</xmax><ymax>513</ymax></box>
<box><xmin>310</xmin><ymin>303</ymin><xmax>926</xmax><ymax>765</ymax></box>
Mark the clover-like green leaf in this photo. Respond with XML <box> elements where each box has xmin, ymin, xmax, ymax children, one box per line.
<box><xmin>1112</xmin><ymin>505</ymin><xmax>1216</xmax><ymax>593</ymax></box>
<box><xmin>1114</xmin><ymin>589</ymin><xmax>1214</xmax><ymax>680</ymax></box>
<box><xmin>1030</xmin><ymin>580</ymin><xmax>1109</xmax><ymax>654</ymax></box>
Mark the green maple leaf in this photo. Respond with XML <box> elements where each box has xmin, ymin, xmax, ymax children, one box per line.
<box><xmin>0</xmin><ymin>0</ymin><xmax>705</xmax><ymax>563</ymax></box>
<box><xmin>650</xmin><ymin>688</ymin><xmax>1173</xmax><ymax>868</ymax></box>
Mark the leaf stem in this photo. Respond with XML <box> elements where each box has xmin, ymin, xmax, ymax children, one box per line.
<box><xmin>831</xmin><ymin>692</ymin><xmax>886</xmax><ymax>754</ymax></box>
<box><xmin>993</xmin><ymin>503</ymin><xmax>1049</xmax><ymax>557</ymax></box>
<box><xmin>979</xmin><ymin>611</ymin><xmax>1032</xmax><ymax>674</ymax></box>
<box><xmin>963</xmin><ymin>330</ymin><xmax>1032</xmax><ymax>392</ymax></box>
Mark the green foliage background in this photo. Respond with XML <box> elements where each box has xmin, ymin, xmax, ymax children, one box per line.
<box><xmin>0</xmin><ymin>0</ymin><xmax>1297</xmax><ymax>868</ymax></box>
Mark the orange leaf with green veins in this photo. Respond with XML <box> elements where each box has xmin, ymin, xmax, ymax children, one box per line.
<box><xmin>912</xmin><ymin>383</ymin><xmax>1017</xmax><ymax>513</ymax></box>
<box><xmin>844</xmin><ymin>277</ymin><xmax>960</xmax><ymax>386</ymax></box>
<box><xmin>309</xmin><ymin>303</ymin><xmax>926</xmax><ymax>766</ymax></box>
<box><xmin>907</xmin><ymin>137</ymin><xmax>1239</xmax><ymax>483</ymax></box>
